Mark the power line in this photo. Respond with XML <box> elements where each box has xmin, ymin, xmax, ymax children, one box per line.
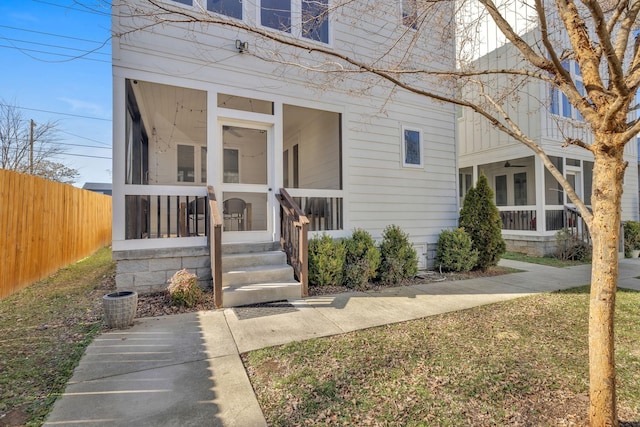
<box><xmin>32</xmin><ymin>0</ymin><xmax>112</xmax><ymax>17</ymax></box>
<box><xmin>0</xmin><ymin>24</ymin><xmax>110</xmax><ymax>45</ymax></box>
<box><xmin>0</xmin><ymin>103</ymin><xmax>111</xmax><ymax>122</ymax></box>
<box><xmin>0</xmin><ymin>44</ymin><xmax>111</xmax><ymax>63</ymax></box>
<box><xmin>57</xmin><ymin>141</ymin><xmax>111</xmax><ymax>150</ymax></box>
<box><xmin>55</xmin><ymin>152</ymin><xmax>111</xmax><ymax>160</ymax></box>
<box><xmin>0</xmin><ymin>36</ymin><xmax>110</xmax><ymax>57</ymax></box>
<box><xmin>59</xmin><ymin>130</ymin><xmax>111</xmax><ymax>147</ymax></box>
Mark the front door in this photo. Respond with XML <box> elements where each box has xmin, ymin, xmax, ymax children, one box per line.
<box><xmin>219</xmin><ymin>122</ymin><xmax>274</xmax><ymax>243</ymax></box>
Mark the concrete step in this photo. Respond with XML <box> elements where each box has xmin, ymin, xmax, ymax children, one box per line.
<box><xmin>222</xmin><ymin>251</ymin><xmax>287</xmax><ymax>271</ymax></box>
<box><xmin>223</xmin><ymin>281</ymin><xmax>301</xmax><ymax>307</ymax></box>
<box><xmin>222</xmin><ymin>264</ymin><xmax>295</xmax><ymax>287</ymax></box>
<box><xmin>222</xmin><ymin>242</ymin><xmax>281</xmax><ymax>255</ymax></box>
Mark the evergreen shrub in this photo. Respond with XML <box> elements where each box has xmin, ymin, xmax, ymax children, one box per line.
<box><xmin>343</xmin><ymin>228</ymin><xmax>381</xmax><ymax>290</ymax></box>
<box><xmin>378</xmin><ymin>225</ymin><xmax>418</xmax><ymax>285</ymax></box>
<box><xmin>459</xmin><ymin>174</ymin><xmax>506</xmax><ymax>271</ymax></box>
<box><xmin>436</xmin><ymin>227</ymin><xmax>478</xmax><ymax>272</ymax></box>
<box><xmin>623</xmin><ymin>220</ymin><xmax>640</xmax><ymax>257</ymax></box>
<box><xmin>308</xmin><ymin>234</ymin><xmax>346</xmax><ymax>286</ymax></box>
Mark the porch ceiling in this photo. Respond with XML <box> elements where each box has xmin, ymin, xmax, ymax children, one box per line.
<box><xmin>132</xmin><ymin>80</ymin><xmax>207</xmax><ymax>144</ymax></box>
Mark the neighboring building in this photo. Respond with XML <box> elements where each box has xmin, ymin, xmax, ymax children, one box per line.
<box><xmin>82</xmin><ymin>182</ymin><xmax>112</xmax><ymax>196</ymax></box>
<box><xmin>458</xmin><ymin>32</ymin><xmax>639</xmax><ymax>256</ymax></box>
<box><xmin>111</xmin><ymin>0</ymin><xmax>459</xmax><ymax>303</ymax></box>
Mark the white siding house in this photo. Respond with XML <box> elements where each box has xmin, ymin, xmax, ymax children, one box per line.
<box><xmin>458</xmin><ymin>29</ymin><xmax>639</xmax><ymax>256</ymax></box>
<box><xmin>111</xmin><ymin>0</ymin><xmax>459</xmax><ymax>298</ymax></box>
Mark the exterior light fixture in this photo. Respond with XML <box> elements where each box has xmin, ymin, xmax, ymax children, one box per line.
<box><xmin>235</xmin><ymin>39</ymin><xmax>248</xmax><ymax>53</ymax></box>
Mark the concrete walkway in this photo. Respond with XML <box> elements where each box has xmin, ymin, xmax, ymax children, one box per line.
<box><xmin>44</xmin><ymin>259</ymin><xmax>640</xmax><ymax>427</ymax></box>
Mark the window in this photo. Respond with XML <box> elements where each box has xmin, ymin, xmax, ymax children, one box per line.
<box><xmin>402</xmin><ymin>0</ymin><xmax>417</xmax><ymax>29</ymax></box>
<box><xmin>495</xmin><ymin>175</ymin><xmax>507</xmax><ymax>206</ymax></box>
<box><xmin>402</xmin><ymin>126</ymin><xmax>423</xmax><ymax>168</ymax></box>
<box><xmin>177</xmin><ymin>145</ymin><xmax>195</xmax><ymax>182</ymax></box>
<box><xmin>545</xmin><ymin>156</ymin><xmax>564</xmax><ymax>205</ymax></box>
<box><xmin>293</xmin><ymin>144</ymin><xmax>299</xmax><ymax>188</ymax></box>
<box><xmin>514</xmin><ymin>172</ymin><xmax>527</xmax><ymax>205</ymax></box>
<box><xmin>260</xmin><ymin>0</ymin><xmax>330</xmax><ymax>44</ymax></box>
<box><xmin>550</xmin><ymin>60</ymin><xmax>584</xmax><ymax>120</ymax></box>
<box><xmin>583</xmin><ymin>161</ymin><xmax>593</xmax><ymax>205</ymax></box>
<box><xmin>207</xmin><ymin>0</ymin><xmax>242</xmax><ymax>19</ymax></box>
<box><xmin>223</xmin><ymin>148</ymin><xmax>240</xmax><ymax>183</ymax></box>
<box><xmin>171</xmin><ymin>0</ymin><xmax>192</xmax><ymax>4</ymax></box>
<box><xmin>283</xmin><ymin>149</ymin><xmax>289</xmax><ymax>188</ymax></box>
<box><xmin>302</xmin><ymin>0</ymin><xmax>329</xmax><ymax>43</ymax></box>
<box><xmin>261</xmin><ymin>0</ymin><xmax>291</xmax><ymax>32</ymax></box>
<box><xmin>201</xmin><ymin>147</ymin><xmax>207</xmax><ymax>183</ymax></box>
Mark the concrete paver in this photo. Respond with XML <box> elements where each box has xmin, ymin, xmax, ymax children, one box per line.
<box><xmin>44</xmin><ymin>258</ymin><xmax>640</xmax><ymax>426</ymax></box>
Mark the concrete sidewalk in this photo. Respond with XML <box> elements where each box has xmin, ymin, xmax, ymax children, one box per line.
<box><xmin>44</xmin><ymin>259</ymin><xmax>640</xmax><ymax>427</ymax></box>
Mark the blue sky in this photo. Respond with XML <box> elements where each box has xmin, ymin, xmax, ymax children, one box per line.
<box><xmin>0</xmin><ymin>0</ymin><xmax>112</xmax><ymax>186</ymax></box>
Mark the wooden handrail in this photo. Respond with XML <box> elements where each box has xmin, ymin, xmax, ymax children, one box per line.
<box><xmin>277</xmin><ymin>189</ymin><xmax>309</xmax><ymax>297</ymax></box>
<box><xmin>207</xmin><ymin>186</ymin><xmax>223</xmax><ymax>308</ymax></box>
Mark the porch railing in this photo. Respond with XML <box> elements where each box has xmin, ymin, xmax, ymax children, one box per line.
<box><xmin>543</xmin><ymin>205</ymin><xmax>591</xmax><ymax>246</ymax></box>
<box><xmin>207</xmin><ymin>186</ymin><xmax>223</xmax><ymax>308</ymax></box>
<box><xmin>124</xmin><ymin>186</ymin><xmax>209</xmax><ymax>239</ymax></box>
<box><xmin>498</xmin><ymin>207</ymin><xmax>536</xmax><ymax>231</ymax></box>
<box><xmin>284</xmin><ymin>189</ymin><xmax>343</xmax><ymax>232</ymax></box>
<box><xmin>277</xmin><ymin>188</ymin><xmax>309</xmax><ymax>297</ymax></box>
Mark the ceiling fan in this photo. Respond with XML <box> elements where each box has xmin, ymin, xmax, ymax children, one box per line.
<box><xmin>504</xmin><ymin>161</ymin><xmax>526</xmax><ymax>168</ymax></box>
<box><xmin>223</xmin><ymin>125</ymin><xmax>243</xmax><ymax>138</ymax></box>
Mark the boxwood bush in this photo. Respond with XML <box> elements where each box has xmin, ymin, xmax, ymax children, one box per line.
<box><xmin>378</xmin><ymin>225</ymin><xmax>418</xmax><ymax>286</ymax></box>
<box><xmin>308</xmin><ymin>234</ymin><xmax>346</xmax><ymax>286</ymax></box>
<box><xmin>436</xmin><ymin>227</ymin><xmax>478</xmax><ymax>272</ymax></box>
<box><xmin>343</xmin><ymin>228</ymin><xmax>381</xmax><ymax>290</ymax></box>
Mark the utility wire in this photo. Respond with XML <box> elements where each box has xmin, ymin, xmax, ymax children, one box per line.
<box><xmin>0</xmin><ymin>44</ymin><xmax>111</xmax><ymax>63</ymax></box>
<box><xmin>59</xmin><ymin>130</ymin><xmax>111</xmax><ymax>147</ymax></box>
<box><xmin>0</xmin><ymin>24</ymin><xmax>110</xmax><ymax>45</ymax></box>
<box><xmin>32</xmin><ymin>0</ymin><xmax>112</xmax><ymax>17</ymax></box>
<box><xmin>0</xmin><ymin>36</ymin><xmax>110</xmax><ymax>56</ymax></box>
<box><xmin>0</xmin><ymin>103</ymin><xmax>111</xmax><ymax>122</ymax></box>
<box><xmin>54</xmin><ymin>152</ymin><xmax>111</xmax><ymax>159</ymax></box>
<box><xmin>57</xmin><ymin>142</ymin><xmax>111</xmax><ymax>150</ymax></box>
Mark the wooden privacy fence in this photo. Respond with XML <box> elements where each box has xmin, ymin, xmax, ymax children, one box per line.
<box><xmin>0</xmin><ymin>170</ymin><xmax>112</xmax><ymax>300</ymax></box>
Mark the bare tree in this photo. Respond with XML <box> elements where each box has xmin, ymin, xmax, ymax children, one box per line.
<box><xmin>114</xmin><ymin>0</ymin><xmax>640</xmax><ymax>424</ymax></box>
<box><xmin>0</xmin><ymin>102</ymin><xmax>79</xmax><ymax>184</ymax></box>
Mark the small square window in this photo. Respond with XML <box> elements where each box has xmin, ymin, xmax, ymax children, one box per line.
<box><xmin>402</xmin><ymin>126</ymin><xmax>423</xmax><ymax>168</ymax></box>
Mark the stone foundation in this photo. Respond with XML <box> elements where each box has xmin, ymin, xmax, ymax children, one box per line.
<box><xmin>113</xmin><ymin>247</ymin><xmax>211</xmax><ymax>294</ymax></box>
<box><xmin>503</xmin><ymin>234</ymin><xmax>558</xmax><ymax>257</ymax></box>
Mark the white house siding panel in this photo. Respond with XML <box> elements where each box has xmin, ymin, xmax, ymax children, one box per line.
<box><xmin>113</xmin><ymin>0</ymin><xmax>459</xmax><ymax>254</ymax></box>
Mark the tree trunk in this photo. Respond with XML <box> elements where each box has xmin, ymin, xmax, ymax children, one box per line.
<box><xmin>588</xmin><ymin>149</ymin><xmax>622</xmax><ymax>427</ymax></box>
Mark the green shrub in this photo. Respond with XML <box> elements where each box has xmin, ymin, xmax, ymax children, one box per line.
<box><xmin>554</xmin><ymin>228</ymin><xmax>591</xmax><ymax>262</ymax></box>
<box><xmin>308</xmin><ymin>234</ymin><xmax>346</xmax><ymax>286</ymax></box>
<box><xmin>343</xmin><ymin>229</ymin><xmax>381</xmax><ymax>290</ymax></box>
<box><xmin>167</xmin><ymin>269</ymin><xmax>203</xmax><ymax>308</ymax></box>
<box><xmin>458</xmin><ymin>174</ymin><xmax>506</xmax><ymax>271</ymax></box>
<box><xmin>378</xmin><ymin>225</ymin><xmax>418</xmax><ymax>286</ymax></box>
<box><xmin>436</xmin><ymin>228</ymin><xmax>478</xmax><ymax>272</ymax></box>
<box><xmin>623</xmin><ymin>221</ymin><xmax>640</xmax><ymax>257</ymax></box>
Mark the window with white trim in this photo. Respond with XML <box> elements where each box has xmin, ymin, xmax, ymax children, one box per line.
<box><xmin>550</xmin><ymin>61</ymin><xmax>584</xmax><ymax>121</ymax></box>
<box><xmin>401</xmin><ymin>126</ymin><xmax>423</xmax><ymax>168</ymax></box>
<box><xmin>260</xmin><ymin>0</ymin><xmax>329</xmax><ymax>44</ymax></box>
<box><xmin>207</xmin><ymin>0</ymin><xmax>242</xmax><ymax>19</ymax></box>
<box><xmin>402</xmin><ymin>0</ymin><xmax>417</xmax><ymax>29</ymax></box>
